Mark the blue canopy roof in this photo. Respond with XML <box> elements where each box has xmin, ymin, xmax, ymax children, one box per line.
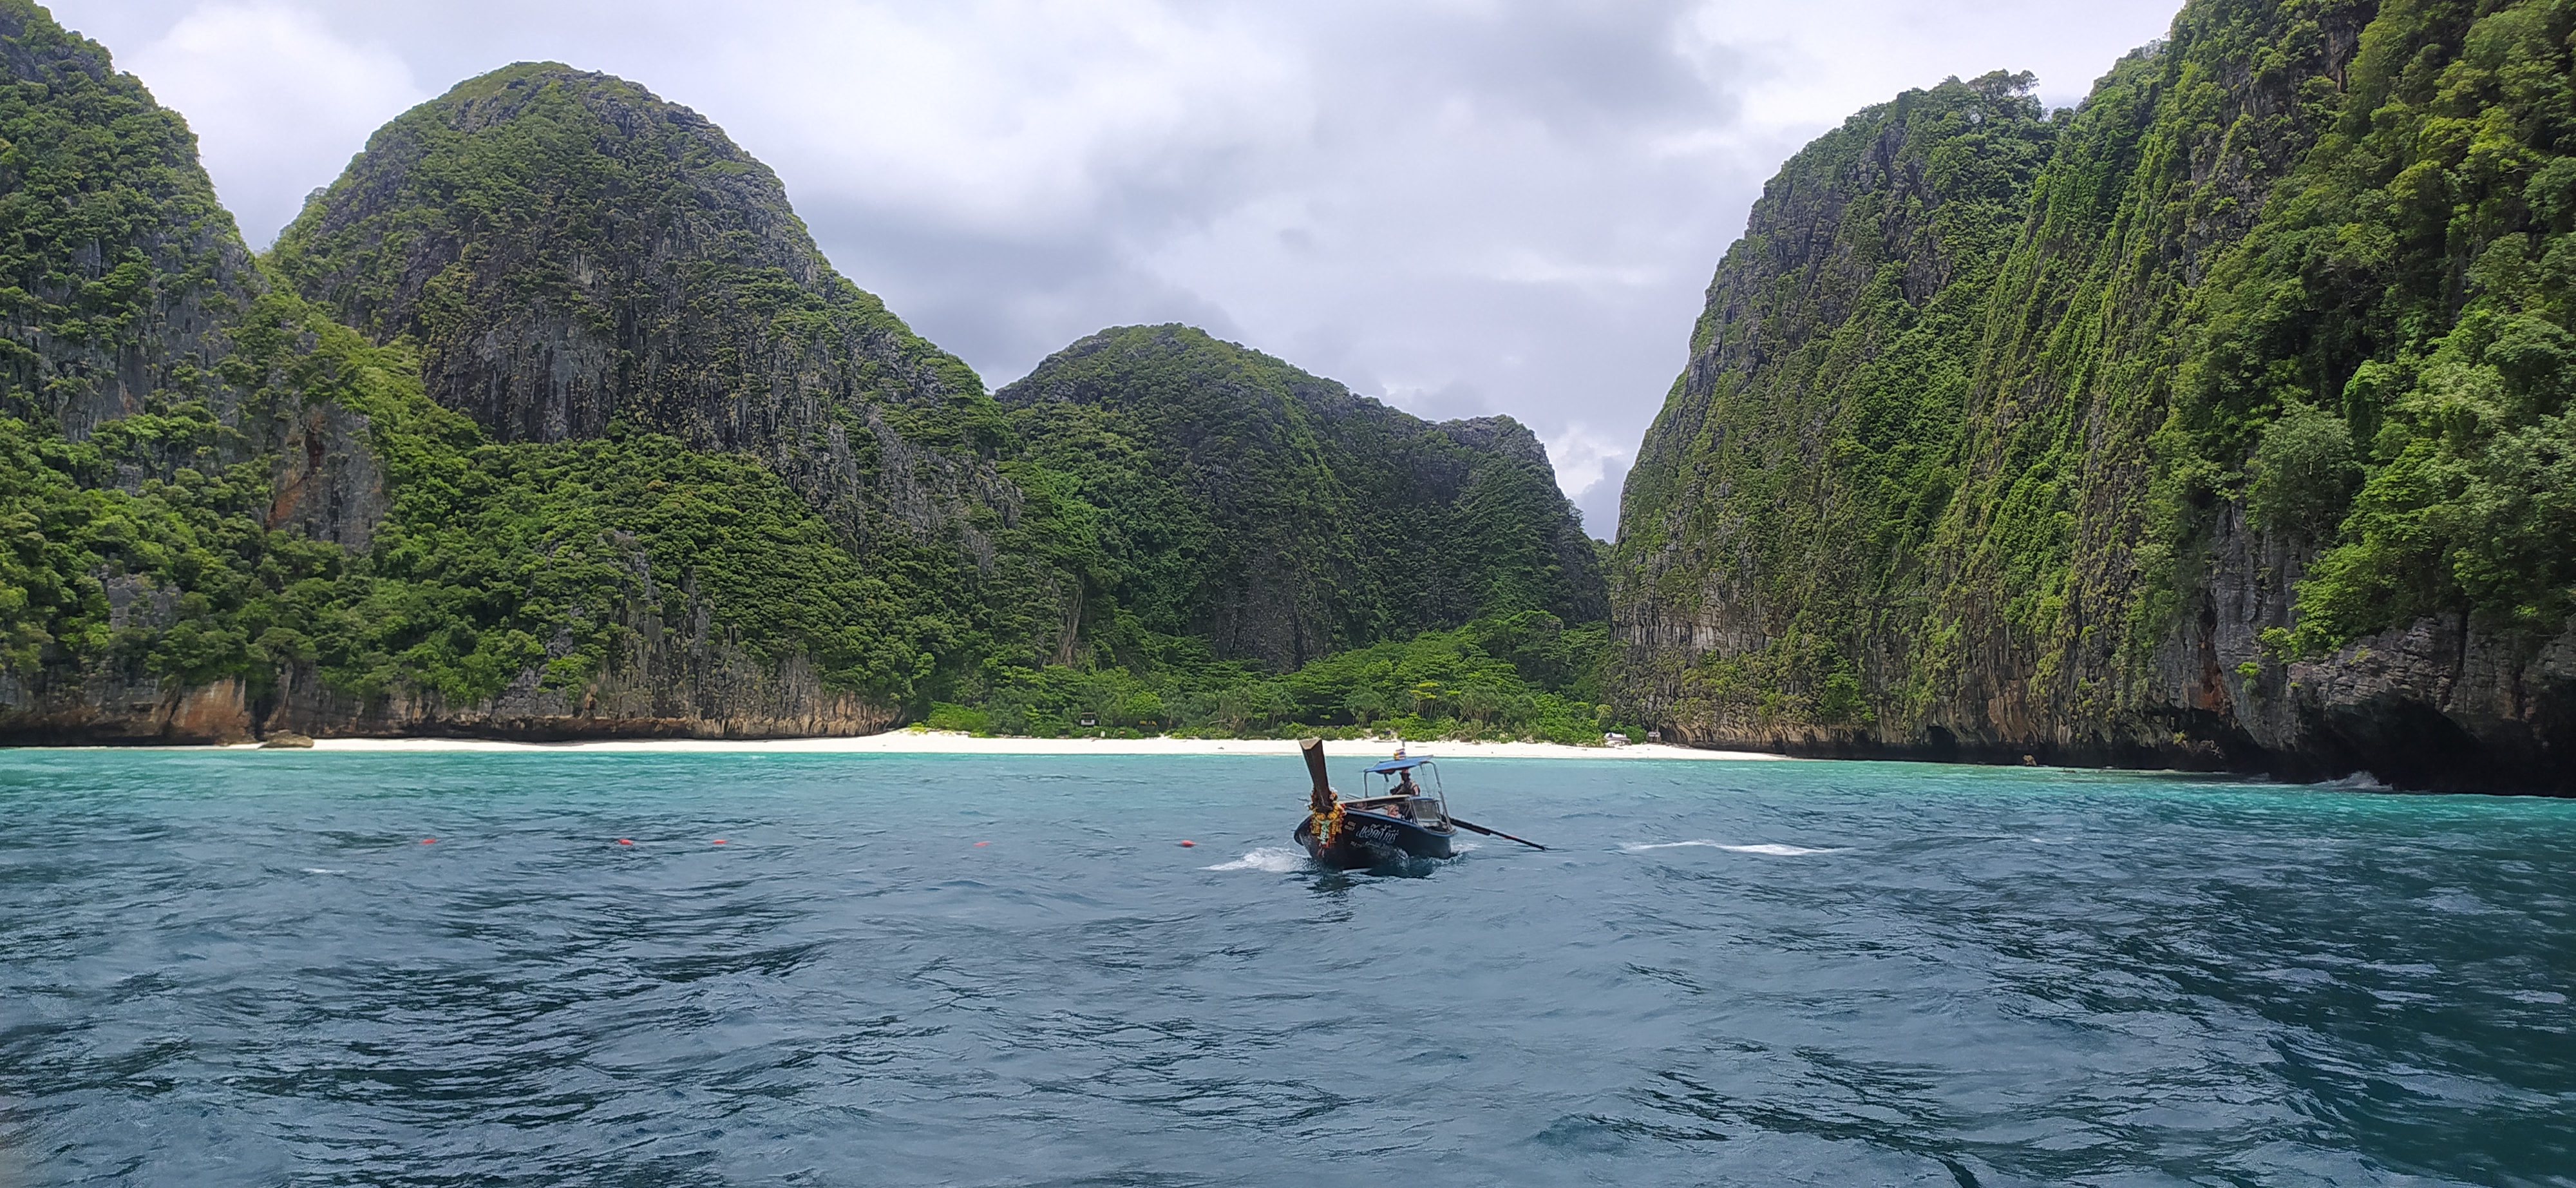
<box><xmin>1365</xmin><ymin>755</ymin><xmax>1435</xmax><ymax>773</ymax></box>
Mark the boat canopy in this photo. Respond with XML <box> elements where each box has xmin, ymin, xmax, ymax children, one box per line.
<box><xmin>1365</xmin><ymin>756</ymin><xmax>1435</xmax><ymax>774</ymax></box>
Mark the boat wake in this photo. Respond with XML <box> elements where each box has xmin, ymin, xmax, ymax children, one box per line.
<box><xmin>1204</xmin><ymin>847</ymin><xmax>1307</xmax><ymax>872</ymax></box>
<box><xmin>1621</xmin><ymin>840</ymin><xmax>1848</xmax><ymax>856</ymax></box>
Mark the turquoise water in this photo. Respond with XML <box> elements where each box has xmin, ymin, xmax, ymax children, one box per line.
<box><xmin>1</xmin><ymin>751</ymin><xmax>2570</xmax><ymax>1187</ymax></box>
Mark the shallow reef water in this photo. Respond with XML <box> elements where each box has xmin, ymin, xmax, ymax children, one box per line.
<box><xmin>1</xmin><ymin>750</ymin><xmax>2570</xmax><ymax>1186</ymax></box>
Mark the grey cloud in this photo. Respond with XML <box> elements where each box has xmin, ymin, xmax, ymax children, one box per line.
<box><xmin>1302</xmin><ymin>0</ymin><xmax>1741</xmax><ymax>135</ymax></box>
<box><xmin>1573</xmin><ymin>459</ymin><xmax>1629</xmax><ymax>536</ymax></box>
<box><xmin>795</xmin><ymin>196</ymin><xmax>1249</xmax><ymax>383</ymax></box>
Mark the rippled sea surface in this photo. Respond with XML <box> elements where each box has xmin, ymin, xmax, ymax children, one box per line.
<box><xmin>3</xmin><ymin>750</ymin><xmax>2573</xmax><ymax>1187</ymax></box>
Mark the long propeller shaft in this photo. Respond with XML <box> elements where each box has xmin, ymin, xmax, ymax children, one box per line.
<box><xmin>1449</xmin><ymin>816</ymin><xmax>1548</xmax><ymax>851</ymax></box>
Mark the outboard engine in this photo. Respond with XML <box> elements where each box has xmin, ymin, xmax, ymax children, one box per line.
<box><xmin>1300</xmin><ymin>738</ymin><xmax>1339</xmax><ymax>814</ymax></box>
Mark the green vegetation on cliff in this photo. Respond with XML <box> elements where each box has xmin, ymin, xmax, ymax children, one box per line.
<box><xmin>0</xmin><ymin>0</ymin><xmax>250</xmax><ymax>437</ymax></box>
<box><xmin>0</xmin><ymin>407</ymin><xmax>328</xmax><ymax>687</ymax></box>
<box><xmin>1616</xmin><ymin>0</ymin><xmax>2574</xmax><ymax>789</ymax></box>
<box><xmin>890</xmin><ymin>323</ymin><xmax>1615</xmax><ymax>743</ymax></box>
<box><xmin>1615</xmin><ymin>70</ymin><xmax>2060</xmax><ymax>731</ymax></box>
<box><xmin>2174</xmin><ymin>0</ymin><xmax>2576</xmax><ymax>647</ymax></box>
<box><xmin>3</xmin><ymin>293</ymin><xmax>934</xmax><ymax>710</ymax></box>
<box><xmin>337</xmin><ymin>422</ymin><xmax>928</xmax><ymax>705</ymax></box>
<box><xmin>999</xmin><ymin>325</ymin><xmax>1606</xmax><ymax>671</ymax></box>
<box><xmin>928</xmin><ymin>610</ymin><xmax>1619</xmax><ymax>745</ymax></box>
<box><xmin>254</xmin><ymin>61</ymin><xmax>1612</xmax><ymax>729</ymax></box>
<box><xmin>0</xmin><ymin>8</ymin><xmax>948</xmax><ymax>723</ymax></box>
<box><xmin>1</xmin><ymin>7</ymin><xmax>1611</xmax><ymax>742</ymax></box>
<box><xmin>263</xmin><ymin>61</ymin><xmax>1074</xmax><ymax>696</ymax></box>
<box><xmin>267</xmin><ymin>61</ymin><xmax>989</xmax><ymax>448</ymax></box>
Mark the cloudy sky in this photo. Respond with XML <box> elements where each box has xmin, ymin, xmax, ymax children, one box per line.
<box><xmin>52</xmin><ymin>0</ymin><xmax>2178</xmax><ymax>535</ymax></box>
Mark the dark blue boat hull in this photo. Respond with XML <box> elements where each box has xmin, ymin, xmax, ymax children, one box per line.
<box><xmin>1294</xmin><ymin>809</ymin><xmax>1456</xmax><ymax>868</ymax></box>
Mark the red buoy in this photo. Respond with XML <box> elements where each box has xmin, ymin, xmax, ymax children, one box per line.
<box><xmin>1180</xmin><ymin>840</ymin><xmax>1196</xmax><ymax>847</ymax></box>
<box><xmin>973</xmin><ymin>841</ymin><xmax>989</xmax><ymax>847</ymax></box>
<box><xmin>712</xmin><ymin>839</ymin><xmax>726</xmax><ymax>845</ymax></box>
<box><xmin>617</xmin><ymin>839</ymin><xmax>632</xmax><ymax>846</ymax></box>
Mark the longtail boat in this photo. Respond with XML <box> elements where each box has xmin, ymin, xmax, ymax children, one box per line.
<box><xmin>1293</xmin><ymin>738</ymin><xmax>1457</xmax><ymax>867</ymax></box>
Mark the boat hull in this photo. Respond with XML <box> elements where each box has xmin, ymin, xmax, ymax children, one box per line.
<box><xmin>1294</xmin><ymin>809</ymin><xmax>1455</xmax><ymax>868</ymax></box>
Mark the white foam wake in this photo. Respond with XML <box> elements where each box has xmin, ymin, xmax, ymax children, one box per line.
<box><xmin>1621</xmin><ymin>840</ymin><xmax>1847</xmax><ymax>856</ymax></box>
<box><xmin>1204</xmin><ymin>847</ymin><xmax>1306</xmax><ymax>872</ymax></box>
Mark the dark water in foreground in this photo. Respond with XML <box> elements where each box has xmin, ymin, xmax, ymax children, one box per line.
<box><xmin>1</xmin><ymin>751</ymin><xmax>2571</xmax><ymax>1187</ymax></box>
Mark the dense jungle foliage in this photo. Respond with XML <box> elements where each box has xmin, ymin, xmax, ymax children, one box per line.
<box><xmin>265</xmin><ymin>61</ymin><xmax>992</xmax><ymax>447</ymax></box>
<box><xmin>927</xmin><ymin>611</ymin><xmax>1623</xmax><ymax>745</ymax></box>
<box><xmin>1</xmin><ymin>293</ymin><xmax>934</xmax><ymax>704</ymax></box>
<box><xmin>1613</xmin><ymin>70</ymin><xmax>2061</xmax><ymax>729</ymax></box>
<box><xmin>998</xmin><ymin>325</ymin><xmax>1606</xmax><ymax>671</ymax></box>
<box><xmin>6</xmin><ymin>289</ymin><xmax>1620</xmax><ymax>728</ymax></box>
<box><xmin>0</xmin><ymin>0</ymin><xmax>246</xmax><ymax>434</ymax></box>
<box><xmin>1615</xmin><ymin>0</ymin><xmax>2576</xmax><ymax>744</ymax></box>
<box><xmin>2181</xmin><ymin>0</ymin><xmax>2576</xmax><ymax>649</ymax></box>
<box><xmin>1</xmin><ymin>2</ymin><xmax>1615</xmax><ymax>741</ymax></box>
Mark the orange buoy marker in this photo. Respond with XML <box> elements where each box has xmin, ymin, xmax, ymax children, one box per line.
<box><xmin>617</xmin><ymin>839</ymin><xmax>633</xmax><ymax>846</ymax></box>
<box><xmin>974</xmin><ymin>841</ymin><xmax>989</xmax><ymax>847</ymax></box>
<box><xmin>1180</xmin><ymin>840</ymin><xmax>1196</xmax><ymax>847</ymax></box>
<box><xmin>421</xmin><ymin>838</ymin><xmax>436</xmax><ymax>845</ymax></box>
<box><xmin>712</xmin><ymin>839</ymin><xmax>726</xmax><ymax>845</ymax></box>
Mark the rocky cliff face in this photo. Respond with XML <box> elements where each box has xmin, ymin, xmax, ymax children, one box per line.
<box><xmin>0</xmin><ymin>1</ymin><xmax>341</xmax><ymax>743</ymax></box>
<box><xmin>256</xmin><ymin>596</ymin><xmax>904</xmax><ymax>743</ymax></box>
<box><xmin>1613</xmin><ymin>0</ymin><xmax>2575</xmax><ymax>794</ymax></box>
<box><xmin>1000</xmin><ymin>325</ymin><xmax>1607</xmax><ymax>671</ymax></box>
<box><xmin>265</xmin><ymin>61</ymin><xmax>1110</xmax><ymax>679</ymax></box>
<box><xmin>0</xmin><ymin>10</ymin><xmax>912</xmax><ymax>743</ymax></box>
<box><xmin>267</xmin><ymin>64</ymin><xmax>1012</xmax><ymax>551</ymax></box>
<box><xmin>0</xmin><ymin>0</ymin><xmax>256</xmax><ymax>441</ymax></box>
<box><xmin>2</xmin><ymin>12</ymin><xmax>1593</xmax><ymax>745</ymax></box>
<box><xmin>1613</xmin><ymin>69</ymin><xmax>2058</xmax><ymax>754</ymax></box>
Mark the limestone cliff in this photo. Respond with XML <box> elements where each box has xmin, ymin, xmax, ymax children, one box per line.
<box><xmin>0</xmin><ymin>9</ymin><xmax>909</xmax><ymax>743</ymax></box>
<box><xmin>0</xmin><ymin>14</ymin><xmax>1594</xmax><ymax>745</ymax></box>
<box><xmin>1612</xmin><ymin>0</ymin><xmax>2575</xmax><ymax>794</ymax></box>
<box><xmin>0</xmin><ymin>0</ymin><xmax>254</xmax><ymax>441</ymax></box>
<box><xmin>267</xmin><ymin>63</ymin><xmax>1009</xmax><ymax>554</ymax></box>
<box><xmin>267</xmin><ymin>61</ymin><xmax>1095</xmax><ymax>674</ymax></box>
<box><xmin>999</xmin><ymin>325</ymin><xmax>1606</xmax><ymax>671</ymax></box>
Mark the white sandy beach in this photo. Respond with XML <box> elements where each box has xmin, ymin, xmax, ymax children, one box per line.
<box><xmin>222</xmin><ymin>731</ymin><xmax>1790</xmax><ymax>762</ymax></box>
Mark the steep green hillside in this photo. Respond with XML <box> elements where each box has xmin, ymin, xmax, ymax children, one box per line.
<box><xmin>0</xmin><ymin>0</ymin><xmax>252</xmax><ymax>438</ymax></box>
<box><xmin>2183</xmin><ymin>0</ymin><xmax>2576</xmax><ymax>649</ymax></box>
<box><xmin>267</xmin><ymin>63</ymin><xmax>983</xmax><ymax>455</ymax></box>
<box><xmin>0</xmin><ymin>8</ymin><xmax>929</xmax><ymax>739</ymax></box>
<box><xmin>0</xmin><ymin>0</ymin><xmax>350</xmax><ymax>736</ymax></box>
<box><xmin>267</xmin><ymin>62</ymin><xmax>1090</xmax><ymax>673</ymax></box>
<box><xmin>1</xmin><ymin>11</ymin><xmax>1611</xmax><ymax>743</ymax></box>
<box><xmin>1615</xmin><ymin>70</ymin><xmax>2060</xmax><ymax>734</ymax></box>
<box><xmin>263</xmin><ymin>66</ymin><xmax>1608</xmax><ymax>723</ymax></box>
<box><xmin>999</xmin><ymin>325</ymin><xmax>1606</xmax><ymax>672</ymax></box>
<box><xmin>1614</xmin><ymin>0</ymin><xmax>2575</xmax><ymax>792</ymax></box>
